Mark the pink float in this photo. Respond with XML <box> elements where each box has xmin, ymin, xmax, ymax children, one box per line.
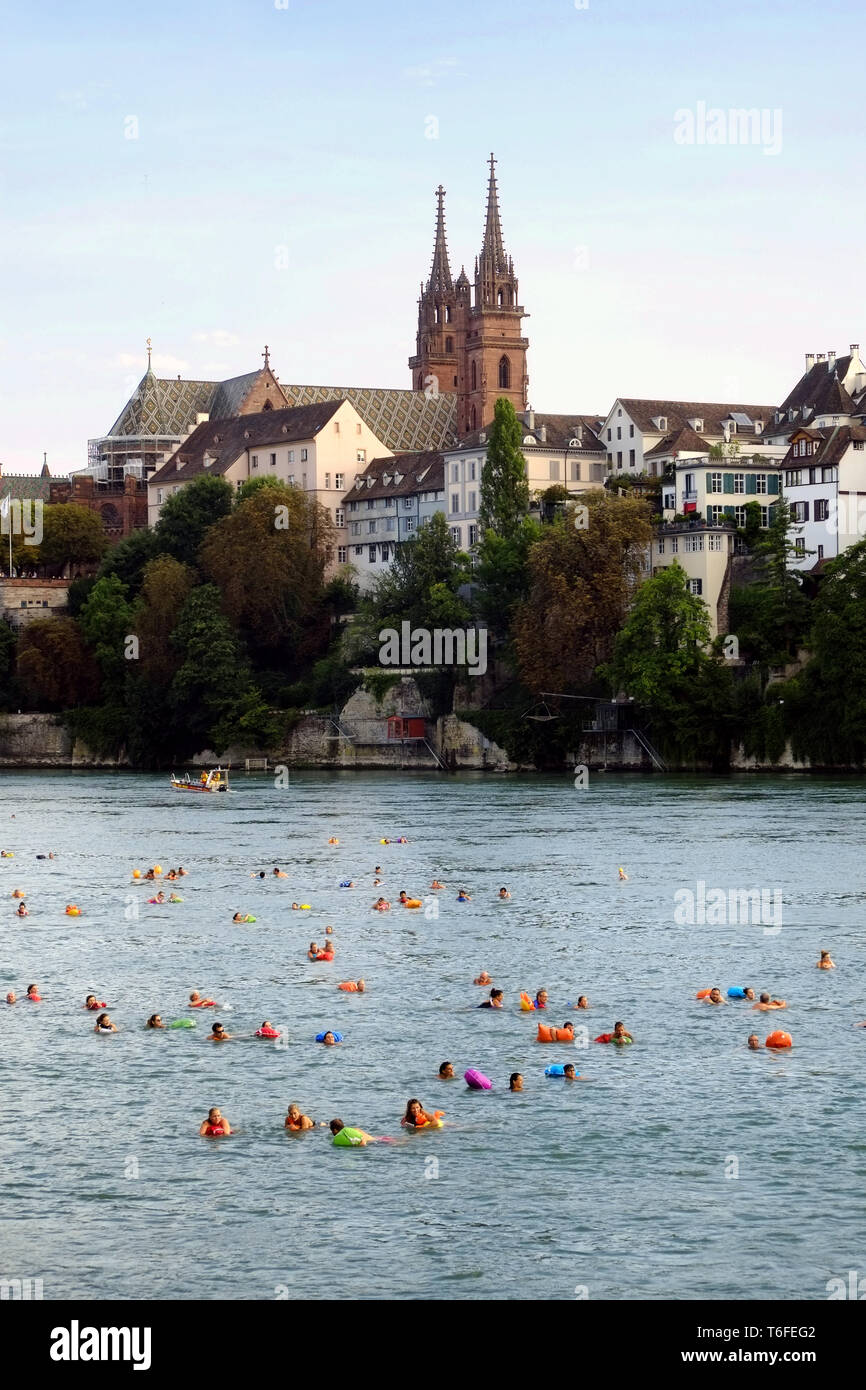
<box><xmin>464</xmin><ymin>1068</ymin><xmax>492</xmax><ymax>1090</ymax></box>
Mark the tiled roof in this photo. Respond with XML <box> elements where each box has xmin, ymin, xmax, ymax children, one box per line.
<box><xmin>455</xmin><ymin>413</ymin><xmax>606</xmax><ymax>453</ymax></box>
<box><xmin>149</xmin><ymin>404</ymin><xmax>344</xmax><ymax>486</ymax></box>
<box><xmin>781</xmin><ymin>424</ymin><xmax>866</xmax><ymax>469</ymax></box>
<box><xmin>108</xmin><ymin>370</ymin><xmax>458</xmax><ymax>455</ymax></box>
<box><xmin>0</xmin><ymin>475</ymin><xmax>53</xmax><ymax>502</ymax></box>
<box><xmin>645</xmin><ymin>425</ymin><xmax>712</xmax><ymax>457</ymax></box>
<box><xmin>615</xmin><ymin>399</ymin><xmax>776</xmax><ymax>435</ymax></box>
<box><xmin>778</xmin><ymin>357</ymin><xmax>856</xmax><ymax>416</ymax></box>
<box><xmin>342</xmin><ymin>452</ymin><xmax>444</xmax><ymax>504</ymax></box>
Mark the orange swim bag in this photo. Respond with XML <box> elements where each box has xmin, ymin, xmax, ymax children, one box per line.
<box><xmin>766</xmin><ymin>1030</ymin><xmax>792</xmax><ymax>1048</ymax></box>
<box><xmin>338</xmin><ymin>981</ymin><xmax>359</xmax><ymax>992</ymax></box>
<box><xmin>537</xmin><ymin>1024</ymin><xmax>573</xmax><ymax>1044</ymax></box>
<box><xmin>695</xmin><ymin>989</ymin><xmax>712</xmax><ymax>999</ymax></box>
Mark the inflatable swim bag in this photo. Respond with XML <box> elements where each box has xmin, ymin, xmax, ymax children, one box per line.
<box><xmin>403</xmin><ymin>899</ymin><xmax>422</xmax><ymax>909</ymax></box>
<box><xmin>727</xmin><ymin>987</ymin><xmax>746</xmax><ymax>999</ymax></box>
<box><xmin>545</xmin><ymin>1064</ymin><xmax>566</xmax><ymax>1077</ymax></box>
<box><xmin>338</xmin><ymin>982</ymin><xmax>359</xmax><ymax>992</ymax></box>
<box><xmin>695</xmin><ymin>989</ymin><xmax>712</xmax><ymax>999</ymax></box>
<box><xmin>332</xmin><ymin>1126</ymin><xmax>365</xmax><ymax>1146</ymax></box>
<box><xmin>519</xmin><ymin>992</ymin><xmax>534</xmax><ymax>1012</ymax></box>
<box><xmin>169</xmin><ymin>1019</ymin><xmax>196</xmax><ymax>1029</ymax></box>
<box><xmin>315</xmin><ymin>1030</ymin><xmax>343</xmax><ymax>1043</ymax></box>
<box><xmin>537</xmin><ymin>1024</ymin><xmax>573</xmax><ymax>1044</ymax></box>
<box><xmin>256</xmin><ymin>1026</ymin><xmax>281</xmax><ymax>1038</ymax></box>
<box><xmin>766</xmin><ymin>1030</ymin><xmax>792</xmax><ymax>1049</ymax></box>
<box><xmin>464</xmin><ymin>1068</ymin><xmax>492</xmax><ymax>1090</ymax></box>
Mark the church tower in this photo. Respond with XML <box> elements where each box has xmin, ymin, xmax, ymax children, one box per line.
<box><xmin>460</xmin><ymin>154</ymin><xmax>529</xmax><ymax>435</ymax></box>
<box><xmin>409</xmin><ymin>185</ymin><xmax>460</xmax><ymax>398</ymax></box>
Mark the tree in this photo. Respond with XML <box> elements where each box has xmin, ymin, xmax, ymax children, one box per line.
<box><xmin>200</xmin><ymin>483</ymin><xmax>333</xmax><ymax>663</ymax></box>
<box><xmin>235</xmin><ymin>476</ymin><xmax>285</xmax><ymax>505</ymax></box>
<box><xmin>169</xmin><ymin>585</ymin><xmax>253</xmax><ymax>753</ymax></box>
<box><xmin>730</xmin><ymin>499</ymin><xmax>810</xmax><ymax>665</ymax></box>
<box><xmin>478</xmin><ymin>397</ymin><xmax>529</xmax><ymax>539</ymax></box>
<box><xmin>367</xmin><ymin>510</ymin><xmax>471</xmax><ymax>634</ymax></box>
<box><xmin>98</xmin><ymin>527</ymin><xmax>160</xmax><ymax>597</ymax></box>
<box><xmin>0</xmin><ymin>621</ymin><xmax>16</xmax><ymax>709</ymax></box>
<box><xmin>475</xmin><ymin>516</ymin><xmax>541</xmax><ymax>644</ymax></box>
<box><xmin>78</xmin><ymin>575</ymin><xmax>135</xmax><ymax>699</ymax></box>
<box><xmin>154</xmin><ymin>475</ymin><xmax>233</xmax><ymax>564</ymax></box>
<box><xmin>513</xmin><ymin>491</ymin><xmax>653</xmax><ymax>692</ymax></box>
<box><xmin>16</xmin><ymin>617</ymin><xmax>100</xmax><ymax>709</ymax></box>
<box><xmin>133</xmin><ymin>556</ymin><xmax>196</xmax><ymax>685</ymax></box>
<box><xmin>37</xmin><ymin>504</ymin><xmax>107</xmax><ymax>574</ymax></box>
<box><xmin>606</xmin><ymin>562</ymin><xmax>711</xmax><ymax>705</ymax></box>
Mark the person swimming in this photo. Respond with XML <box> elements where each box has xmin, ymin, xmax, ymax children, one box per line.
<box><xmin>207</xmin><ymin>1022</ymin><xmax>230</xmax><ymax>1041</ymax></box>
<box><xmin>329</xmin><ymin>1118</ymin><xmax>373</xmax><ymax>1145</ymax></box>
<box><xmin>747</xmin><ymin>1034</ymin><xmax>763</xmax><ymax>1050</ymax></box>
<box><xmin>273</xmin><ymin>867</ymin><xmax>288</xmax><ymax>878</ymax></box>
<box><xmin>177</xmin><ymin>866</ymin><xmax>187</xmax><ymax>876</ymax></box>
<box><xmin>753</xmin><ymin>992</ymin><xmax>786</xmax><ymax>1011</ymax></box>
<box><xmin>84</xmin><ymin>994</ymin><xmax>106</xmax><ymax>1011</ymax></box>
<box><xmin>430</xmin><ymin>879</ymin><xmax>445</xmax><ymax>890</ymax></box>
<box><xmin>534</xmin><ymin>989</ymin><xmax>549</xmax><ymax>1010</ymax></box>
<box><xmin>703</xmin><ymin>988</ymin><xmax>726</xmax><ymax>1006</ymax></box>
<box><xmin>285</xmin><ymin>1103</ymin><xmax>315</xmax><ymax>1131</ymax></box>
<box><xmin>438</xmin><ymin>1061</ymin><xmax>455</xmax><ymax>1080</ymax></box>
<box><xmin>498</xmin><ymin>887</ymin><xmax>511</xmax><ymax>899</ymax></box>
<box><xmin>166</xmin><ymin>869</ymin><xmax>177</xmax><ymax>881</ymax></box>
<box><xmin>817</xmin><ymin>950</ymin><xmax>836</xmax><ymax>970</ymax></box>
<box><xmin>478</xmin><ymin>988</ymin><xmax>504</xmax><ymax>1009</ymax></box>
<box><xmin>11</xmin><ymin>888</ymin><xmax>25</xmax><ymax>899</ymax></box>
<box><xmin>146</xmin><ymin>1014</ymin><xmax>165</xmax><ymax>1029</ymax></box>
<box><xmin>562</xmin><ymin>1063</ymin><xmax>583</xmax><ymax>1081</ymax></box>
<box><xmin>189</xmin><ymin>991</ymin><xmax>217</xmax><ymax>1007</ymax></box>
<box><xmin>373</xmin><ymin>897</ymin><xmax>391</xmax><ymax>911</ymax></box>
<box><xmin>16</xmin><ymin>901</ymin><xmax>28</xmax><ymax>917</ymax></box>
<box><xmin>6</xmin><ymin>991</ymin><xmax>16</xmax><ymax>1004</ymax></box>
<box><xmin>308</xmin><ymin>942</ymin><xmax>334</xmax><ymax>961</ymax></box>
<box><xmin>94</xmin><ymin>1013</ymin><xmax>117</xmax><ymax>1033</ymax></box>
<box><xmin>612</xmin><ymin>1021</ymin><xmax>631</xmax><ymax>1043</ymax></box>
<box><xmin>149</xmin><ymin>891</ymin><xmax>166</xmax><ymax>904</ymax></box>
<box><xmin>320</xmin><ymin>1031</ymin><xmax>339</xmax><ymax>1046</ymax></box>
<box><xmin>401</xmin><ymin>1098</ymin><xmax>440</xmax><ymax>1128</ymax></box>
<box><xmin>618</xmin><ymin>867</ymin><xmax>628</xmax><ymax>880</ymax></box>
<box><xmin>250</xmin><ymin>870</ymin><xmax>267</xmax><ymax>879</ymax></box>
<box><xmin>456</xmin><ymin>889</ymin><xmax>472</xmax><ymax>902</ymax></box>
<box><xmin>169</xmin><ymin>893</ymin><xmax>183</xmax><ymax>902</ymax></box>
<box><xmin>573</xmin><ymin>996</ymin><xmax>590</xmax><ymax>1010</ymax></box>
<box><xmin>26</xmin><ymin>983</ymin><xmax>41</xmax><ymax>1002</ymax></box>
<box><xmin>509</xmin><ymin>1073</ymin><xmax>523</xmax><ymax>1092</ymax></box>
<box><xmin>473</xmin><ymin>970</ymin><xmax>493</xmax><ymax>986</ymax></box>
<box><xmin>200</xmin><ymin>1107</ymin><xmax>231</xmax><ymax>1136</ymax></box>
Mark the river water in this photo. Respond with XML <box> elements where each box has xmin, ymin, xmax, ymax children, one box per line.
<box><xmin>1</xmin><ymin>769</ymin><xmax>863</xmax><ymax>1302</ymax></box>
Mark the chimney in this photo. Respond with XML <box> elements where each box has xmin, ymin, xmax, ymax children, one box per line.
<box><xmin>805</xmin><ymin>353</ymin><xmax>815</xmax><ymax>371</ymax></box>
<box><xmin>538</xmin><ymin>423</ymin><xmax>547</xmax><ymax>443</ymax></box>
<box><xmin>816</xmin><ymin>353</ymin><xmax>826</xmax><ymax>363</ymax></box>
<box><xmin>524</xmin><ymin>407</ymin><xmax>535</xmax><ymax>431</ymax></box>
<box><xmin>827</xmin><ymin>350</ymin><xmax>836</xmax><ymax>372</ymax></box>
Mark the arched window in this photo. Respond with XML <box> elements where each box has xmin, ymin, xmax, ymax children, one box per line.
<box><xmin>435</xmin><ymin>305</ymin><xmax>441</xmax><ymax>323</ymax></box>
<box><xmin>445</xmin><ymin>336</ymin><xmax>453</xmax><ymax>353</ymax></box>
<box><xmin>471</xmin><ymin>360</ymin><xmax>477</xmax><ymax>391</ymax></box>
<box><xmin>497</xmin><ymin>289</ymin><xmax>504</xmax><ymax>307</ymax></box>
<box><xmin>498</xmin><ymin>356</ymin><xmax>511</xmax><ymax>389</ymax></box>
<box><xmin>446</xmin><ymin>306</ymin><xmax>452</xmax><ymax>323</ymax></box>
<box><xmin>262</xmin><ymin>398</ymin><xmax>273</xmax><ymax>410</ymax></box>
<box><xmin>100</xmin><ymin>502</ymin><xmax>122</xmax><ymax>535</ymax></box>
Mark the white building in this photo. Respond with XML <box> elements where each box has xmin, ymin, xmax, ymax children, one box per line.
<box><xmin>342</xmin><ymin>453</ymin><xmax>444</xmax><ymax>589</ymax></box>
<box><xmin>600</xmin><ymin>399</ymin><xmax>776</xmax><ymax>477</ymax></box>
<box><xmin>780</xmin><ymin>424</ymin><xmax>866</xmax><ymax>569</ymax></box>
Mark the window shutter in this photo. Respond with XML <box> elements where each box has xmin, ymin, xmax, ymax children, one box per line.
<box><xmin>723</xmin><ymin>506</ymin><xmax>735</xmax><ymax>520</ymax></box>
<box><xmin>707</xmin><ymin>507</ymin><xmax>715</xmax><ymax>525</ymax></box>
<box><xmin>767</xmin><ymin>475</ymin><xmax>780</xmax><ymax>495</ymax></box>
<box><xmin>745</xmin><ymin>474</ymin><xmax>757</xmax><ymax>494</ymax></box>
<box><xmin>803</xmin><ymin>500</ymin><xmax>810</xmax><ymax>521</ymax></box>
<box><xmin>723</xmin><ymin>473</ymin><xmax>734</xmax><ymax>493</ymax></box>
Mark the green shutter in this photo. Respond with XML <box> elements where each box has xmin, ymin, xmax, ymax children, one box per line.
<box><xmin>767</xmin><ymin>474</ymin><xmax>780</xmax><ymax>495</ymax></box>
<box><xmin>707</xmin><ymin>507</ymin><xmax>715</xmax><ymax>525</ymax></box>
<box><xmin>723</xmin><ymin>506</ymin><xmax>735</xmax><ymax>520</ymax></box>
<box><xmin>745</xmin><ymin>473</ymin><xmax>757</xmax><ymax>494</ymax></box>
<box><xmin>723</xmin><ymin>473</ymin><xmax>734</xmax><ymax>493</ymax></box>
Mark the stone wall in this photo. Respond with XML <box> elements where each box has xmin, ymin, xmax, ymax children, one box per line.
<box><xmin>0</xmin><ymin>713</ymin><xmax>129</xmax><ymax>767</ymax></box>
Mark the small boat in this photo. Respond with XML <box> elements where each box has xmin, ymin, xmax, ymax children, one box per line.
<box><xmin>170</xmin><ymin>767</ymin><xmax>230</xmax><ymax>794</ymax></box>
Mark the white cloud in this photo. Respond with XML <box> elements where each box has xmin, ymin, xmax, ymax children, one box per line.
<box><xmin>192</xmin><ymin>329</ymin><xmax>240</xmax><ymax>348</ymax></box>
<box><xmin>402</xmin><ymin>58</ymin><xmax>461</xmax><ymax>88</ymax></box>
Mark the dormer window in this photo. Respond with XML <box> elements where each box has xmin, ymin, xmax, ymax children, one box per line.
<box><xmin>366</xmin><ymin>477</ymin><xmax>374</xmax><ymax>488</ymax></box>
<box><xmin>479</xmin><ymin>432</ymin><xmax>486</xmax><ymax>445</ymax></box>
<box><xmin>243</xmin><ymin>430</ymin><xmax>250</xmax><ymax>440</ymax></box>
<box><xmin>653</xmin><ymin>416</ymin><xmax>667</xmax><ymax>431</ymax></box>
<box><xmin>382</xmin><ymin>473</ymin><xmax>391</xmax><ymax>486</ymax></box>
<box><xmin>522</xmin><ymin>435</ymin><xmax>535</xmax><ymax>446</ymax></box>
<box><xmin>689</xmin><ymin>418</ymin><xmax>704</xmax><ymax>432</ymax></box>
<box><xmin>393</xmin><ymin>472</ymin><xmax>404</xmax><ymax>485</ymax></box>
<box><xmin>754</xmin><ymin>420</ymin><xmax>763</xmax><ymax>434</ymax></box>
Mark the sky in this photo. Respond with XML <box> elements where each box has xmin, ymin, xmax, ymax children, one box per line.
<box><xmin>1</xmin><ymin>0</ymin><xmax>864</xmax><ymax>473</ymax></box>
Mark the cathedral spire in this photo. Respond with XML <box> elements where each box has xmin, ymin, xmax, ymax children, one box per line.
<box><xmin>427</xmin><ymin>185</ymin><xmax>453</xmax><ymax>294</ymax></box>
<box><xmin>480</xmin><ymin>153</ymin><xmax>507</xmax><ymax>274</ymax></box>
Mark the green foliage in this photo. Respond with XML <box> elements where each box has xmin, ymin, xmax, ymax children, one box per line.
<box><xmin>367</xmin><ymin>511</ymin><xmax>470</xmax><ymax>632</ymax></box>
<box><xmin>16</xmin><ymin>617</ymin><xmax>100</xmax><ymax>710</ymax></box>
<box><xmin>0</xmin><ymin>621</ymin><xmax>17</xmax><ymax>710</ymax></box>
<box><xmin>66</xmin><ymin>576</ymin><xmax>96</xmax><ymax>616</ymax></box>
<box><xmin>362</xmin><ymin>670</ymin><xmax>402</xmax><ymax>705</ymax></box>
<box><xmin>479</xmin><ymin>398</ymin><xmax>529</xmax><ymax>538</ymax></box>
<box><xmin>98</xmin><ymin>528</ymin><xmax>160</xmax><ymax>597</ymax></box>
<box><xmin>77</xmin><ymin>575</ymin><xmax>135</xmax><ymax>699</ymax></box>
<box><xmin>169</xmin><ymin>585</ymin><xmax>253</xmax><ymax>754</ymax></box>
<box><xmin>63</xmin><ymin>704</ymin><xmax>128</xmax><ymax>759</ymax></box>
<box><xmin>155</xmin><ymin>475</ymin><xmax>233</xmax><ymax>564</ymax></box>
<box><xmin>475</xmin><ymin>516</ymin><xmax>541</xmax><ymax>645</ymax></box>
<box><xmin>235</xmin><ymin>476</ymin><xmax>286</xmax><ymax>504</ymax></box>
<box><xmin>38</xmin><ymin>504</ymin><xmax>108</xmax><ymax>572</ymax></box>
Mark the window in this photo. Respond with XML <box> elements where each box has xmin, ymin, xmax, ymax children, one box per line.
<box><xmin>571</xmin><ymin>462</ymin><xmax>582</xmax><ymax>482</ymax></box>
<box><xmin>707</xmin><ymin>505</ymin><xmax>723</xmax><ymax>525</ymax></box>
<box><xmin>607</xmin><ymin>453</ymin><xmax>613</xmax><ymax>464</ymax></box>
<box><xmin>302</xmin><ymin>474</ymin><xmax>307</xmax><ymax>488</ymax></box>
<box><xmin>794</xmin><ymin>538</ymin><xmax>806</xmax><ymax>556</ymax></box>
<box><xmin>445</xmin><ymin>336</ymin><xmax>453</xmax><ymax>353</ymax></box>
<box><xmin>760</xmin><ymin>506</ymin><xmax>769</xmax><ymax>527</ymax></box>
<box><xmin>368</xmin><ymin>520</ymin><xmax>376</xmax><ymax>534</ymax></box>
<box><xmin>685</xmin><ymin>473</ymin><xmax>696</xmax><ymax>495</ymax></box>
<box><xmin>288</xmin><ymin>450</ymin><xmax>294</xmax><ymax>463</ymax></box>
<box><xmin>822</xmin><ymin>467</ymin><xmax>837</xmax><ymax>482</ymax></box>
<box><xmin>354</xmin><ymin>545</ymin><xmax>363</xmax><ymax>556</ymax></box>
<box><xmin>817</xmin><ymin>544</ymin><xmax>824</xmax><ymax>560</ymax></box>
<box><xmin>629</xmin><ymin>449</ymin><xmax>635</xmax><ymax>466</ymax></box>
<box><xmin>403</xmin><ymin>498</ymin><xmax>413</xmax><ymax>509</ymax></box>
<box><xmin>386</xmin><ymin>517</ymin><xmax>395</xmax><ymax>532</ymax></box>
<box><xmin>684</xmin><ymin>534</ymin><xmax>704</xmax><ymax>552</ymax></box>
<box><xmin>452</xmin><ymin>464</ymin><xmax>459</xmax><ymax>482</ymax></box>
<box><xmin>324</xmin><ymin>473</ymin><xmax>331</xmax><ymax>489</ymax></box>
<box><xmin>380</xmin><ymin>544</ymin><xmax>390</xmax><ymax>562</ymax></box>
<box><xmin>670</xmin><ymin>537</ymin><xmax>678</xmax><ymax>552</ymax></box>
<box><xmin>350</xmin><ymin>522</ymin><xmax>361</xmax><ymax>537</ymax></box>
<box><xmin>335</xmin><ymin>473</ymin><xmax>344</xmax><ymax>489</ymax></box>
<box><xmin>709</xmin><ymin>473</ymin><xmax>723</xmax><ymax>493</ymax></box>
<box><xmin>335</xmin><ymin>508</ymin><xmax>345</xmax><ymax>527</ymax></box>
<box><xmin>814</xmin><ymin>499</ymin><xmax>829</xmax><ymax>522</ymax></box>
<box><xmin>451</xmin><ymin>493</ymin><xmax>460</xmax><ymax>513</ymax></box>
<box><xmin>786</xmin><ymin>469</ymin><xmax>802</xmax><ymax>486</ymax></box>
<box><xmin>617</xmin><ymin>452</ymin><xmax>623</xmax><ymax>469</ymax></box>
<box><xmin>157</xmin><ymin>489</ymin><xmax>163</xmax><ymax>504</ymax></box>
<box><xmin>688</xmin><ymin>578</ymin><xmax>703</xmax><ymax>596</ymax></box>
<box><xmin>269</xmin><ymin>453</ymin><xmax>276</xmax><ymax>467</ymax></box>
<box><xmin>791</xmin><ymin>501</ymin><xmax>809</xmax><ymax>522</ymax></box>
<box><xmin>658</xmin><ymin>538</ymin><xmax>665</xmax><ymax>554</ymax></box>
<box><xmin>629</xmin><ymin>424</ymin><xmax>634</xmax><ymax>438</ymax></box>
<box><xmin>367</xmin><ymin>499</ymin><xmax>375</xmax><ymax>510</ymax></box>
<box><xmin>384</xmin><ymin>497</ymin><xmax>394</xmax><ymax>508</ymax></box>
<box><xmin>617</xmin><ymin>426</ymin><xmax>622</xmax><ymax>440</ymax></box>
<box><xmin>356</xmin><ymin>450</ymin><xmax>365</xmax><ymax>465</ymax></box>
<box><xmin>251</xmin><ymin>455</ymin><xmax>258</xmax><ymax>469</ymax></box>
<box><xmin>854</xmin><ymin>441</ymin><xmax>865</xmax><ymax>452</ymax></box>
<box><xmin>300</xmin><ymin>449</ymin><xmax>308</xmax><ymax>462</ymax></box>
<box><xmin>368</xmin><ymin>545</ymin><xmax>376</xmax><ymax>563</ymax></box>
<box><xmin>337</xmin><ymin>546</ymin><xmax>347</xmax><ymax>564</ymax></box>
<box><xmin>733</xmin><ymin>474</ymin><xmax>745</xmax><ymax>494</ymax></box>
<box><xmin>405</xmin><ymin>517</ymin><xmax>415</xmax><ymax>532</ymax></box>
<box><xmin>469</xmin><ymin>460</ymin><xmax>476</xmax><ymax>481</ymax></box>
<box><xmin>348</xmin><ymin>500</ymin><xmax>357</xmax><ymax>513</ymax></box>
<box><xmin>469</xmin><ymin>524</ymin><xmax>478</xmax><ymax>546</ymax></box>
<box><xmin>288</xmin><ymin>474</ymin><xmax>296</xmax><ymax>486</ymax></box>
<box><xmin>471</xmin><ymin>362</ymin><xmax>477</xmax><ymax>391</ymax></box>
<box><xmin>549</xmin><ymin>460</ymin><xmax>560</xmax><ymax>480</ymax></box>
<box><xmin>756</xmin><ymin>474</ymin><xmax>767</xmax><ymax>494</ymax></box>
<box><xmin>607</xmin><ymin>429</ymin><xmax>611</xmax><ymax>442</ymax></box>
<box><xmin>450</xmin><ymin>526</ymin><xmax>461</xmax><ymax>545</ymax></box>
<box><xmin>708</xmin><ymin>534</ymin><xmax>722</xmax><ymax>551</ymax></box>
<box><xmin>468</xmin><ymin>491</ymin><xmax>476</xmax><ymax>512</ymax></box>
<box><xmin>498</xmin><ymin>356</ymin><xmax>511</xmax><ymax>389</ymax></box>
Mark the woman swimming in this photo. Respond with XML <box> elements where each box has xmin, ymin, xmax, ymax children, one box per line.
<box><xmin>26</xmin><ymin>983</ymin><xmax>41</xmax><ymax>1001</ymax></box>
<box><xmin>456</xmin><ymin>889</ymin><xmax>472</xmax><ymax>902</ymax></box>
<box><xmin>573</xmin><ymin>996</ymin><xmax>590</xmax><ymax>1010</ymax></box>
<box><xmin>534</xmin><ymin>989</ymin><xmax>549</xmax><ymax>1010</ymax></box>
<box><xmin>285</xmin><ymin>1104</ymin><xmax>315</xmax><ymax>1131</ymax></box>
<box><xmin>401</xmin><ymin>1098</ymin><xmax>439</xmax><ymax>1128</ymax></box>
<box><xmin>509</xmin><ymin>1073</ymin><xmax>523</xmax><ymax>1092</ymax></box>
<box><xmin>84</xmin><ymin>994</ymin><xmax>106</xmax><ymax>1011</ymax></box>
<box><xmin>16</xmin><ymin>901</ymin><xmax>28</xmax><ymax>917</ymax></box>
<box><xmin>438</xmin><ymin>1061</ymin><xmax>455</xmax><ymax>1079</ymax></box>
<box><xmin>430</xmin><ymin>879</ymin><xmax>445</xmax><ymax>890</ymax></box>
<box><xmin>146</xmin><ymin>1014</ymin><xmax>165</xmax><ymax>1029</ymax></box>
<box><xmin>478</xmin><ymin>988</ymin><xmax>504</xmax><ymax>1009</ymax></box>
<box><xmin>817</xmin><ymin>950</ymin><xmax>836</xmax><ymax>970</ymax></box>
<box><xmin>498</xmin><ymin>887</ymin><xmax>511</xmax><ymax>899</ymax></box>
<box><xmin>319</xmin><ymin>1031</ymin><xmax>339</xmax><ymax>1046</ymax></box>
<box><xmin>94</xmin><ymin>1013</ymin><xmax>117</xmax><ymax>1033</ymax></box>
<box><xmin>200</xmin><ymin>1107</ymin><xmax>231</xmax><ymax>1136</ymax></box>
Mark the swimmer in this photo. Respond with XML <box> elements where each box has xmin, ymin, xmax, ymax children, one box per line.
<box><xmin>817</xmin><ymin>950</ymin><xmax>836</xmax><ymax>970</ymax></box>
<box><xmin>320</xmin><ymin>1031</ymin><xmax>339</xmax><ymax>1046</ymax></box>
<box><xmin>6</xmin><ymin>991</ymin><xmax>16</xmax><ymax>1004</ymax></box>
<box><xmin>250</xmin><ymin>870</ymin><xmax>266</xmax><ymax>879</ymax></box>
<box><xmin>150</xmin><ymin>891</ymin><xmax>166</xmax><ymax>904</ymax></box>
<box><xmin>328</xmin><ymin>838</ymin><xmax>339</xmax><ymax>845</ymax></box>
<box><xmin>743</xmin><ymin>988</ymin><xmax>756</xmax><ymax>1001</ymax></box>
<box><xmin>478</xmin><ymin>988</ymin><xmax>504</xmax><ymax>1009</ymax></box>
<box><xmin>340</xmin><ymin>978</ymin><xmax>365</xmax><ymax>992</ymax></box>
<box><xmin>752</xmin><ymin>993</ymin><xmax>787</xmax><ymax>1011</ymax></box>
<box><xmin>94</xmin><ymin>1013</ymin><xmax>117</xmax><ymax>1033</ymax></box>
<box><xmin>498</xmin><ymin>887</ymin><xmax>511</xmax><ymax>899</ymax></box>
<box><xmin>144</xmin><ymin>868</ymin><xmax>155</xmax><ymax>880</ymax></box>
<box><xmin>177</xmin><ymin>866</ymin><xmax>187</xmax><ymax>876</ymax></box>
<box><xmin>534</xmin><ymin>989</ymin><xmax>549</xmax><ymax>1010</ymax></box>
<box><xmin>398</xmin><ymin>891</ymin><xmax>409</xmax><ymax>905</ymax></box>
<box><xmin>560</xmin><ymin>1020</ymin><xmax>576</xmax><ymax>1038</ymax></box>
<box><xmin>573</xmin><ymin>996</ymin><xmax>590</xmax><ymax>1010</ymax></box>
<box><xmin>456</xmin><ymin>889</ymin><xmax>472</xmax><ymax>902</ymax></box>
<box><xmin>273</xmin><ymin>867</ymin><xmax>288</xmax><ymax>878</ymax></box>
<box><xmin>285</xmin><ymin>1104</ymin><xmax>315</xmax><ymax>1131</ymax></box>
<box><xmin>166</xmin><ymin>869</ymin><xmax>177</xmax><ymax>881</ymax></box>
<box><xmin>373</xmin><ymin>898</ymin><xmax>391</xmax><ymax>911</ymax></box>
<box><xmin>563</xmin><ymin>1063</ymin><xmax>586</xmax><ymax>1081</ymax></box>
<box><xmin>325</xmin><ymin>925</ymin><xmax>334</xmax><ymax>935</ymax></box>
<box><xmin>26</xmin><ymin>983</ymin><xmax>41</xmax><ymax>1001</ymax></box>
<box><xmin>11</xmin><ymin>888</ymin><xmax>25</xmax><ymax>899</ymax></box>
<box><xmin>257</xmin><ymin>1021</ymin><xmax>280</xmax><ymax>1038</ymax></box>
<box><xmin>703</xmin><ymin>988</ymin><xmax>726</xmax><ymax>1006</ymax></box>
<box><xmin>308</xmin><ymin>942</ymin><xmax>320</xmax><ymax>960</ymax></box>
<box><xmin>16</xmin><ymin>901</ymin><xmax>28</xmax><ymax>917</ymax></box>
<box><xmin>401</xmin><ymin>1099</ymin><xmax>439</xmax><ymax>1129</ymax></box>
<box><xmin>291</xmin><ymin>903</ymin><xmax>300</xmax><ymax>911</ymax></box>
<box><xmin>509</xmin><ymin>1073</ymin><xmax>524</xmax><ymax>1092</ymax></box>
<box><xmin>200</xmin><ymin>1107</ymin><xmax>231</xmax><ymax>1136</ymax></box>
<box><xmin>84</xmin><ymin>994</ymin><xmax>106</xmax><ymax>1011</ymax></box>
<box><xmin>618</xmin><ymin>866</ymin><xmax>628</xmax><ymax>880</ymax></box>
<box><xmin>374</xmin><ymin>866</ymin><xmax>382</xmax><ymax>874</ymax></box>
<box><xmin>611</xmin><ymin>1021</ymin><xmax>632</xmax><ymax>1044</ymax></box>
<box><xmin>146</xmin><ymin>1014</ymin><xmax>165</xmax><ymax>1029</ymax></box>
<box><xmin>473</xmin><ymin>970</ymin><xmax>493</xmax><ymax>986</ymax></box>
<box><xmin>373</xmin><ymin>878</ymin><xmax>382</xmax><ymax>886</ymax></box>
<box><xmin>438</xmin><ymin>1061</ymin><xmax>455</xmax><ymax>1080</ymax></box>
<box><xmin>169</xmin><ymin>893</ymin><xmax>183</xmax><ymax>903</ymax></box>
<box><xmin>329</xmin><ymin>1118</ymin><xmax>373</xmax><ymax>1145</ymax></box>
<box><xmin>430</xmin><ymin>880</ymin><xmax>445</xmax><ymax>890</ymax></box>
<box><xmin>747</xmin><ymin>1034</ymin><xmax>762</xmax><ymax>1050</ymax></box>
<box><xmin>207</xmin><ymin>1022</ymin><xmax>230</xmax><ymax>1042</ymax></box>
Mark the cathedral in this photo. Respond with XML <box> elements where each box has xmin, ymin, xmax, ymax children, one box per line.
<box><xmin>409</xmin><ymin>155</ymin><xmax>529</xmax><ymax>437</ymax></box>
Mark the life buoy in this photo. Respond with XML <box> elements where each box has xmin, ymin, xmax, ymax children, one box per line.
<box><xmin>256</xmin><ymin>1026</ymin><xmax>281</xmax><ymax>1039</ymax></box>
<box><xmin>537</xmin><ymin>1024</ymin><xmax>573</xmax><ymax>1044</ymax></box>
<box><xmin>464</xmin><ymin>1068</ymin><xmax>492</xmax><ymax>1090</ymax></box>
